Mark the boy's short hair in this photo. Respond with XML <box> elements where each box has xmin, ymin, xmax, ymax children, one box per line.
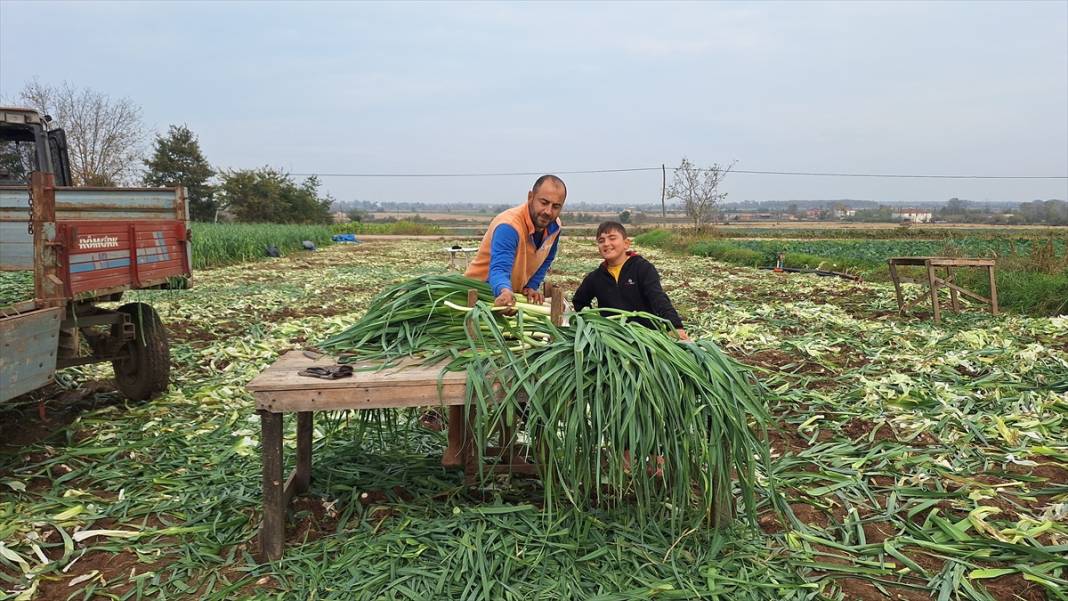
<box><xmin>596</xmin><ymin>221</ymin><xmax>627</xmax><ymax>239</ymax></box>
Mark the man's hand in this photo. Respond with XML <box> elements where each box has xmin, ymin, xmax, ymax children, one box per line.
<box><xmin>494</xmin><ymin>288</ymin><xmax>517</xmax><ymax>315</ymax></box>
<box><xmin>522</xmin><ymin>287</ymin><xmax>544</xmax><ymax>305</ymax></box>
<box><xmin>676</xmin><ymin>328</ymin><xmax>692</xmax><ymax>342</ymax></box>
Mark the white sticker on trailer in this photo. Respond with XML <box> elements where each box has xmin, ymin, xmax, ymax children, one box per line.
<box><xmin>78</xmin><ymin>235</ymin><xmax>120</xmax><ymax>250</ymax></box>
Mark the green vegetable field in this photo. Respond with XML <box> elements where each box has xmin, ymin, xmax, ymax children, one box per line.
<box><xmin>1</xmin><ymin>239</ymin><xmax>1065</xmax><ymax>600</ymax></box>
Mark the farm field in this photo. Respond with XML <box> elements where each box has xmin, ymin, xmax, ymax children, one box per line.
<box><xmin>1</xmin><ymin>239</ymin><xmax>1066</xmax><ymax>600</ymax></box>
<box><xmin>635</xmin><ymin>230</ymin><xmax>1068</xmax><ymax>317</ymax></box>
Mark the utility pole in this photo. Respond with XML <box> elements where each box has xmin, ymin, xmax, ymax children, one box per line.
<box><xmin>661</xmin><ymin>163</ymin><xmax>667</xmax><ymax>226</ymax></box>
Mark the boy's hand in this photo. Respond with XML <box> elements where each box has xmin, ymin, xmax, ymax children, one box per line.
<box><xmin>522</xmin><ymin>287</ymin><xmax>544</xmax><ymax>305</ymax></box>
<box><xmin>495</xmin><ymin>289</ymin><xmax>517</xmax><ymax>315</ymax></box>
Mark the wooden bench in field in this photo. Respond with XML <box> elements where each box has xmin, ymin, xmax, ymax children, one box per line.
<box><xmin>443</xmin><ymin>246</ymin><xmax>479</xmax><ymax>270</ymax></box>
<box><xmin>887</xmin><ymin>256</ymin><xmax>998</xmax><ymax>323</ymax></box>
<box><xmin>248</xmin><ymin>287</ymin><xmax>562</xmax><ymax>560</ymax></box>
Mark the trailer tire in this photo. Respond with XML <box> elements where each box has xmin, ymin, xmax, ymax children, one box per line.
<box><xmin>112</xmin><ymin>303</ymin><xmax>170</xmax><ymax>402</ymax></box>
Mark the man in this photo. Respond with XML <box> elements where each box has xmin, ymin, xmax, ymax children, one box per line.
<box><xmin>440</xmin><ymin>174</ymin><xmax>565</xmax><ymax>468</ymax></box>
<box><xmin>464</xmin><ymin>174</ymin><xmax>566</xmax><ymax>308</ymax></box>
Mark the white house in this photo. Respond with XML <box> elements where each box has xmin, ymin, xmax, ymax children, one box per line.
<box><xmin>891</xmin><ymin>209</ymin><xmax>933</xmax><ymax>223</ymax></box>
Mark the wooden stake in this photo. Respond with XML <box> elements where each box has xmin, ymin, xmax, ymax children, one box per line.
<box><xmin>888</xmin><ymin>261</ymin><xmax>904</xmax><ymax>314</ymax></box>
<box><xmin>926</xmin><ymin>260</ymin><xmax>941</xmax><ymax>323</ymax></box>
<box><xmin>947</xmin><ymin>266</ymin><xmax>960</xmax><ymax>311</ymax></box>
<box><xmin>988</xmin><ymin>265</ymin><xmax>999</xmax><ymax>315</ymax></box>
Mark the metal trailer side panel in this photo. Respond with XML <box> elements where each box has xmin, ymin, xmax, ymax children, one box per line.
<box><xmin>58</xmin><ymin>220</ymin><xmax>191</xmax><ymax>297</ymax></box>
<box><xmin>0</xmin><ymin>189</ymin><xmax>34</xmax><ymax>270</ymax></box>
<box><xmin>1</xmin><ymin>186</ymin><xmax>186</xmax><ymax>272</ymax></box>
<box><xmin>0</xmin><ymin>306</ymin><xmax>61</xmax><ymax>403</ymax></box>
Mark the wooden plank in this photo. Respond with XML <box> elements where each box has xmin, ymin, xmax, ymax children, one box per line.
<box><xmin>247</xmin><ymin>351</ymin><xmax>465</xmax><ymax>392</ymax></box>
<box><xmin>463</xmin><ymin>405</ymin><xmax>478</xmax><ymax>486</ymax></box>
<box><xmin>255</xmin><ymin>383</ymin><xmax>469</xmax><ymax>412</ymax></box>
<box><xmin>260</xmin><ymin>410</ymin><xmax>285</xmax><ymax>561</ymax></box>
<box><xmin>925</xmin><ymin>260</ymin><xmax>941</xmax><ymax>323</ymax></box>
<box><xmin>447</xmin><ymin>288</ymin><xmax>481</xmax><ymax>470</ymax></box>
<box><xmin>988</xmin><ymin>265</ymin><xmax>999</xmax><ymax>315</ymax></box>
<box><xmin>946</xmin><ymin>267</ymin><xmax>960</xmax><ymax>311</ymax></box>
<box><xmin>0</xmin><ymin>300</ymin><xmax>38</xmax><ymax>316</ymax></box>
<box><xmin>888</xmin><ymin>261</ymin><xmax>904</xmax><ymax>313</ymax></box>
<box><xmin>940</xmin><ymin>279</ymin><xmax>991</xmax><ymax>305</ymax></box>
<box><xmin>887</xmin><ymin>257</ymin><xmax>932</xmax><ymax>266</ymax></box>
<box><xmin>550</xmin><ymin>284</ymin><xmax>563</xmax><ymax>326</ymax></box>
<box><xmin>927</xmin><ymin>258</ymin><xmax>996</xmax><ymax>267</ymax></box>
<box><xmin>295</xmin><ymin>412</ymin><xmax>313</xmax><ymax>493</ymax></box>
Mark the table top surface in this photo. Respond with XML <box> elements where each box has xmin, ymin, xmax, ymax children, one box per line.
<box><xmin>247</xmin><ymin>350</ymin><xmax>464</xmax><ymax>394</ymax></box>
<box><xmin>887</xmin><ymin>256</ymin><xmax>996</xmax><ymax>266</ymax></box>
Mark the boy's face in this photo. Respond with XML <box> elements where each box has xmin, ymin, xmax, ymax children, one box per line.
<box><xmin>596</xmin><ymin>229</ymin><xmax>630</xmax><ymax>265</ymax></box>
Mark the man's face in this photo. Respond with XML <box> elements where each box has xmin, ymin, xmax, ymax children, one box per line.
<box><xmin>596</xmin><ymin>229</ymin><xmax>630</xmax><ymax>265</ymax></box>
<box><xmin>527</xmin><ymin>182</ymin><xmax>565</xmax><ymax>231</ymax></box>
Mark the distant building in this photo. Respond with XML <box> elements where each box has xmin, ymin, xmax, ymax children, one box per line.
<box><xmin>834</xmin><ymin>208</ymin><xmax>857</xmax><ymax>218</ymax></box>
<box><xmin>332</xmin><ymin>211</ymin><xmax>351</xmax><ymax>224</ymax></box>
<box><xmin>891</xmin><ymin>209</ymin><xmax>933</xmax><ymax>223</ymax></box>
<box><xmin>723</xmin><ymin>211</ymin><xmax>778</xmax><ymax>222</ymax></box>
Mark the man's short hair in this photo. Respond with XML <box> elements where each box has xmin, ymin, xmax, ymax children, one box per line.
<box><xmin>532</xmin><ymin>174</ymin><xmax>566</xmax><ymax>196</ymax></box>
<box><xmin>596</xmin><ymin>221</ymin><xmax>627</xmax><ymax>239</ymax></box>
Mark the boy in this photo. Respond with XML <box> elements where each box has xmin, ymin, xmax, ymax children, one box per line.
<box><xmin>572</xmin><ymin>222</ymin><xmax>690</xmax><ymax>341</ymax></box>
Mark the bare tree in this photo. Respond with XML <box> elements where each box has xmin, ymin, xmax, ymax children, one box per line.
<box><xmin>19</xmin><ymin>80</ymin><xmax>147</xmax><ymax>186</ymax></box>
<box><xmin>667</xmin><ymin>157</ymin><xmax>735</xmax><ymax>230</ymax></box>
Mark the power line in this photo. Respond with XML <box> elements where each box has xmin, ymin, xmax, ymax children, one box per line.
<box><xmin>287</xmin><ymin>166</ymin><xmax>1067</xmax><ymax>180</ymax></box>
<box><xmin>289</xmin><ymin>167</ymin><xmax>659</xmax><ymax>178</ymax></box>
<box><xmin>731</xmin><ymin>169</ymin><xmax>1066</xmax><ymax>179</ymax></box>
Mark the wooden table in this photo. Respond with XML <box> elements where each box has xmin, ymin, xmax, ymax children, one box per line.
<box><xmin>443</xmin><ymin>247</ymin><xmax>479</xmax><ymax>270</ymax></box>
<box><xmin>887</xmin><ymin>257</ymin><xmax>998</xmax><ymax>323</ymax></box>
<box><xmin>249</xmin><ymin>287</ymin><xmax>562</xmax><ymax>560</ymax></box>
<box><xmin>248</xmin><ymin>352</ymin><xmax>469</xmax><ymax>560</ymax></box>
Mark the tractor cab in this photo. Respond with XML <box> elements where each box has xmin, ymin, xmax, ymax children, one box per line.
<box><xmin>0</xmin><ymin>106</ymin><xmax>72</xmax><ymax>186</ymax></box>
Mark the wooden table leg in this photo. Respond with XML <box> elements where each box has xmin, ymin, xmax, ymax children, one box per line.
<box><xmin>946</xmin><ymin>266</ymin><xmax>960</xmax><ymax>311</ymax></box>
<box><xmin>462</xmin><ymin>406</ymin><xmax>478</xmax><ymax>486</ymax></box>
<box><xmin>295</xmin><ymin>412</ymin><xmax>313</xmax><ymax>493</ymax></box>
<box><xmin>888</xmin><ymin>261</ymin><xmax>905</xmax><ymax>314</ymax></box>
<box><xmin>443</xmin><ymin>406</ymin><xmax>464</xmax><ymax>469</ymax></box>
<box><xmin>925</xmin><ymin>260</ymin><xmax>941</xmax><ymax>323</ymax></box>
<box><xmin>500</xmin><ymin>421</ymin><xmax>515</xmax><ymax>463</ymax></box>
<box><xmin>988</xmin><ymin>265</ymin><xmax>999</xmax><ymax>315</ymax></box>
<box><xmin>260</xmin><ymin>410</ymin><xmax>285</xmax><ymax>561</ymax></box>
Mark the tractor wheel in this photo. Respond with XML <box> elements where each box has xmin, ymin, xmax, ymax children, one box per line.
<box><xmin>111</xmin><ymin>303</ymin><xmax>170</xmax><ymax>401</ymax></box>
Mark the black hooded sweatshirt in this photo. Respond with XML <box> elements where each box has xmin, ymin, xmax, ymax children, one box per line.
<box><xmin>571</xmin><ymin>252</ymin><xmax>684</xmax><ymax>329</ymax></box>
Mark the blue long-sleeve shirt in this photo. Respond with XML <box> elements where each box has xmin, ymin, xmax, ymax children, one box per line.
<box><xmin>487</xmin><ymin>223</ymin><xmax>560</xmax><ymax>296</ymax></box>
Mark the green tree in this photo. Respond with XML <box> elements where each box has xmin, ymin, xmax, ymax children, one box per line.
<box><xmin>618</xmin><ymin>209</ymin><xmax>631</xmax><ymax>224</ymax></box>
<box><xmin>143</xmin><ymin>125</ymin><xmax>216</xmax><ymax>221</ymax></box>
<box><xmin>217</xmin><ymin>167</ymin><xmax>332</xmax><ymax>224</ymax></box>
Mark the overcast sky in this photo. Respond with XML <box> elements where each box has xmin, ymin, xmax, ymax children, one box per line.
<box><xmin>2</xmin><ymin>1</ymin><xmax>1066</xmax><ymax>205</ymax></box>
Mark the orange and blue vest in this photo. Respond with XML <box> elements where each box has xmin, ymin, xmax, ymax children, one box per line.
<box><xmin>465</xmin><ymin>203</ymin><xmax>561</xmax><ymax>295</ymax></box>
